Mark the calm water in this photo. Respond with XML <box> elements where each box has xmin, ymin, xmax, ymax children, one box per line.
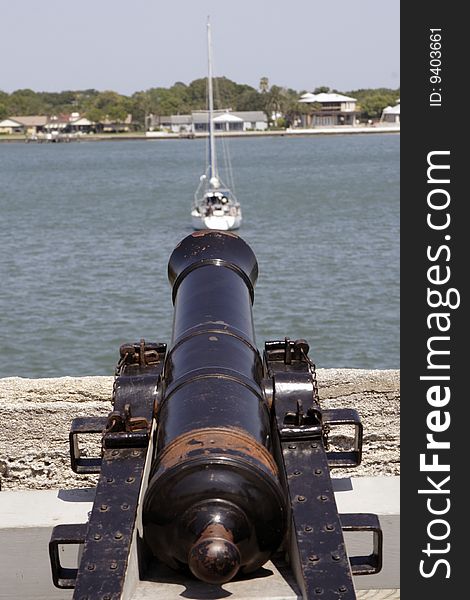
<box><xmin>0</xmin><ymin>134</ymin><xmax>399</xmax><ymax>378</ymax></box>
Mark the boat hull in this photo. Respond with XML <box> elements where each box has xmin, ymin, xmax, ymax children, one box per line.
<box><xmin>191</xmin><ymin>212</ymin><xmax>242</xmax><ymax>231</ymax></box>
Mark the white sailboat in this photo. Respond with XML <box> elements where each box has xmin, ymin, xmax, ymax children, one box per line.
<box><xmin>191</xmin><ymin>19</ymin><xmax>242</xmax><ymax>231</ymax></box>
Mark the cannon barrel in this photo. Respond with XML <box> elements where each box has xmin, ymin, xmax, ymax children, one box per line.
<box><xmin>142</xmin><ymin>231</ymin><xmax>287</xmax><ymax>584</ymax></box>
<box><xmin>49</xmin><ymin>231</ymin><xmax>381</xmax><ymax>599</ymax></box>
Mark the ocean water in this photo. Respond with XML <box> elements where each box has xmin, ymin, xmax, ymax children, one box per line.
<box><xmin>0</xmin><ymin>133</ymin><xmax>399</xmax><ymax>378</ymax></box>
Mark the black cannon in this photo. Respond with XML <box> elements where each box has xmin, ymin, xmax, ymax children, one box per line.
<box><xmin>49</xmin><ymin>231</ymin><xmax>382</xmax><ymax>599</ymax></box>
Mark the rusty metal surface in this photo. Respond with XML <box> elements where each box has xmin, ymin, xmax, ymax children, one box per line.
<box><xmin>153</xmin><ymin>426</ymin><xmax>280</xmax><ymax>477</ymax></box>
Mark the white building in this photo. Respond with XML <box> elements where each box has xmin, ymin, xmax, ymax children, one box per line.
<box><xmin>0</xmin><ymin>118</ymin><xmax>24</xmax><ymax>134</ymax></box>
<box><xmin>150</xmin><ymin>110</ymin><xmax>268</xmax><ymax>133</ymax></box>
<box><xmin>4</xmin><ymin>115</ymin><xmax>48</xmax><ymax>135</ymax></box>
<box><xmin>298</xmin><ymin>92</ymin><xmax>358</xmax><ymax>127</ymax></box>
<box><xmin>381</xmin><ymin>100</ymin><xmax>400</xmax><ymax>124</ymax></box>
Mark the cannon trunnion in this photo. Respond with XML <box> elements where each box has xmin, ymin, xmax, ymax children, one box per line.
<box><xmin>49</xmin><ymin>231</ymin><xmax>382</xmax><ymax>599</ymax></box>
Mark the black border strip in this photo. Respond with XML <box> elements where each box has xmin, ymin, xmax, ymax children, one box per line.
<box><xmin>401</xmin><ymin>5</ymin><xmax>465</xmax><ymax>598</ymax></box>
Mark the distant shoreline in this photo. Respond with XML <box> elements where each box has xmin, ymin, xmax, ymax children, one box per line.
<box><xmin>0</xmin><ymin>125</ymin><xmax>399</xmax><ymax>144</ymax></box>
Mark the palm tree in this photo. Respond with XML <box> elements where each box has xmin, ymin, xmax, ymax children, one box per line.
<box><xmin>259</xmin><ymin>77</ymin><xmax>269</xmax><ymax>94</ymax></box>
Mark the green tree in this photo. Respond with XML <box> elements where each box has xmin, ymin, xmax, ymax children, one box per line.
<box><xmin>313</xmin><ymin>86</ymin><xmax>330</xmax><ymax>94</ymax></box>
<box><xmin>212</xmin><ymin>77</ymin><xmax>240</xmax><ymax>110</ymax></box>
<box><xmin>262</xmin><ymin>85</ymin><xmax>295</xmax><ymax>124</ymax></box>
<box><xmin>146</xmin><ymin>86</ymin><xmax>189</xmax><ymax>116</ymax></box>
<box><xmin>7</xmin><ymin>89</ymin><xmax>43</xmax><ymax>115</ymax></box>
<box><xmin>0</xmin><ymin>91</ymin><xmax>8</xmax><ymax>119</ymax></box>
<box><xmin>107</xmin><ymin>105</ymin><xmax>128</xmax><ymax>122</ymax></box>
<box><xmin>235</xmin><ymin>88</ymin><xmax>264</xmax><ymax>112</ymax></box>
<box><xmin>130</xmin><ymin>91</ymin><xmax>152</xmax><ymax>128</ymax></box>
<box><xmin>167</xmin><ymin>81</ymin><xmax>191</xmax><ymax>113</ymax></box>
<box><xmin>86</xmin><ymin>107</ymin><xmax>106</xmax><ymax>123</ymax></box>
<box><xmin>0</xmin><ymin>84</ymin><xmax>400</xmax><ymax>131</ymax></box>
<box><xmin>86</xmin><ymin>90</ymin><xmax>129</xmax><ymax>123</ymax></box>
<box><xmin>187</xmin><ymin>78</ymin><xmax>207</xmax><ymax>108</ymax></box>
<box><xmin>348</xmin><ymin>88</ymin><xmax>400</xmax><ymax>120</ymax></box>
<box><xmin>282</xmin><ymin>88</ymin><xmax>306</xmax><ymax>126</ymax></box>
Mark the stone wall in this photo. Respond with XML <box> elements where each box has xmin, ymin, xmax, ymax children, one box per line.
<box><xmin>0</xmin><ymin>369</ymin><xmax>399</xmax><ymax>490</ymax></box>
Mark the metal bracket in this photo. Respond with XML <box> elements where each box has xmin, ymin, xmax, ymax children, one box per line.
<box><xmin>340</xmin><ymin>513</ymin><xmax>383</xmax><ymax>575</ymax></box>
<box><xmin>49</xmin><ymin>523</ymin><xmax>87</xmax><ymax>589</ymax></box>
<box><xmin>265</xmin><ymin>338</ymin><xmax>382</xmax><ymax>599</ymax></box>
<box><xmin>264</xmin><ymin>339</ymin><xmax>324</xmax><ymax>443</ymax></box>
<box><xmin>323</xmin><ymin>409</ymin><xmax>363</xmax><ymax>468</ymax></box>
<box><xmin>50</xmin><ymin>340</ymin><xmax>166</xmax><ymax>598</ymax></box>
<box><xmin>69</xmin><ymin>416</ymin><xmax>108</xmax><ymax>474</ymax></box>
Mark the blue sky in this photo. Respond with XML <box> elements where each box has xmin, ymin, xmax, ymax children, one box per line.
<box><xmin>1</xmin><ymin>0</ymin><xmax>400</xmax><ymax>94</ymax></box>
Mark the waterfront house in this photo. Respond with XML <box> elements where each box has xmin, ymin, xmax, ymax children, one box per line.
<box><xmin>68</xmin><ymin>116</ymin><xmax>94</xmax><ymax>134</ymax></box>
<box><xmin>98</xmin><ymin>114</ymin><xmax>133</xmax><ymax>133</ymax></box>
<box><xmin>213</xmin><ymin>112</ymin><xmax>244</xmax><ymax>131</ymax></box>
<box><xmin>45</xmin><ymin>114</ymin><xmax>73</xmax><ymax>132</ymax></box>
<box><xmin>8</xmin><ymin>115</ymin><xmax>48</xmax><ymax>135</ymax></box>
<box><xmin>0</xmin><ymin>118</ymin><xmax>24</xmax><ymax>134</ymax></box>
<box><xmin>380</xmin><ymin>100</ymin><xmax>400</xmax><ymax>124</ymax></box>
<box><xmin>1</xmin><ymin>112</ymin><xmax>132</xmax><ymax>137</ymax></box>
<box><xmin>42</xmin><ymin>113</ymin><xmax>96</xmax><ymax>135</ymax></box>
<box><xmin>193</xmin><ymin>110</ymin><xmax>267</xmax><ymax>132</ymax></box>
<box><xmin>148</xmin><ymin>110</ymin><xmax>268</xmax><ymax>133</ymax></box>
<box><xmin>235</xmin><ymin>111</ymin><xmax>268</xmax><ymax>131</ymax></box>
<box><xmin>298</xmin><ymin>92</ymin><xmax>358</xmax><ymax>127</ymax></box>
<box><xmin>193</xmin><ymin>110</ymin><xmax>243</xmax><ymax>133</ymax></box>
<box><xmin>152</xmin><ymin>114</ymin><xmax>193</xmax><ymax>133</ymax></box>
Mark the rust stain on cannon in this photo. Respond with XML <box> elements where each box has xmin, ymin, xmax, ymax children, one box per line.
<box><xmin>155</xmin><ymin>427</ymin><xmax>279</xmax><ymax>476</ymax></box>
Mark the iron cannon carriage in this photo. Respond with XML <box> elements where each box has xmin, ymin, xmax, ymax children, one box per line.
<box><xmin>49</xmin><ymin>231</ymin><xmax>382</xmax><ymax>599</ymax></box>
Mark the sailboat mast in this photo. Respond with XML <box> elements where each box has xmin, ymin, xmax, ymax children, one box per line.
<box><xmin>207</xmin><ymin>18</ymin><xmax>217</xmax><ymax>182</ymax></box>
